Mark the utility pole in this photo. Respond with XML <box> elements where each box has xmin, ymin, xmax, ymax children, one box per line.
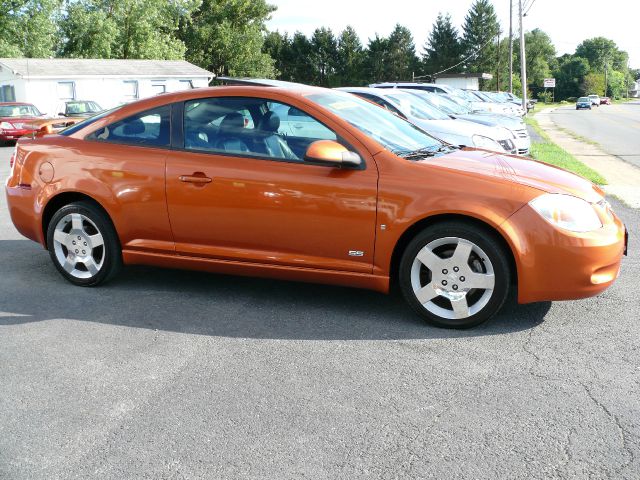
<box><xmin>604</xmin><ymin>62</ymin><xmax>608</xmax><ymax>97</ymax></box>
<box><xmin>519</xmin><ymin>0</ymin><xmax>527</xmax><ymax>112</ymax></box>
<box><xmin>496</xmin><ymin>33</ymin><xmax>501</xmax><ymax>91</ymax></box>
<box><xmin>509</xmin><ymin>0</ymin><xmax>513</xmax><ymax>94</ymax></box>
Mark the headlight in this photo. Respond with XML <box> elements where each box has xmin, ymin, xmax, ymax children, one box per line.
<box><xmin>472</xmin><ymin>134</ymin><xmax>504</xmax><ymax>151</ymax></box>
<box><xmin>529</xmin><ymin>193</ymin><xmax>602</xmax><ymax>232</ymax></box>
<box><xmin>0</xmin><ymin>121</ymin><xmax>14</xmax><ymax>130</ymax></box>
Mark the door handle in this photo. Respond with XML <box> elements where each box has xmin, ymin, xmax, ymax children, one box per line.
<box><xmin>179</xmin><ymin>173</ymin><xmax>212</xmax><ymax>184</ymax></box>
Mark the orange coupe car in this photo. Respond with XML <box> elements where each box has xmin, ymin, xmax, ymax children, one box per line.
<box><xmin>5</xmin><ymin>85</ymin><xmax>627</xmax><ymax>328</ymax></box>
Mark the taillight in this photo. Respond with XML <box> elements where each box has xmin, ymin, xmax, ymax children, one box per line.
<box><xmin>9</xmin><ymin>145</ymin><xmax>17</xmax><ymax>170</ymax></box>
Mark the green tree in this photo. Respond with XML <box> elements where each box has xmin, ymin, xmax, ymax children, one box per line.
<box><xmin>263</xmin><ymin>30</ymin><xmax>295</xmax><ymax>80</ymax></box>
<box><xmin>310</xmin><ymin>27</ymin><xmax>338</xmax><ymax>86</ymax></box>
<box><xmin>513</xmin><ymin>28</ymin><xmax>556</xmax><ymax>95</ymax></box>
<box><xmin>60</xmin><ymin>0</ymin><xmax>193</xmax><ymax>59</ymax></box>
<box><xmin>461</xmin><ymin>0</ymin><xmax>500</xmax><ymax>83</ymax></box>
<box><xmin>607</xmin><ymin>70</ymin><xmax>626</xmax><ymax>99</ymax></box>
<box><xmin>576</xmin><ymin>37</ymin><xmax>624</xmax><ymax>72</ymax></box>
<box><xmin>287</xmin><ymin>31</ymin><xmax>315</xmax><ymax>83</ymax></box>
<box><xmin>364</xmin><ymin>35</ymin><xmax>389</xmax><ymax>83</ymax></box>
<box><xmin>386</xmin><ymin>24</ymin><xmax>417</xmax><ymax>81</ymax></box>
<box><xmin>335</xmin><ymin>26</ymin><xmax>364</xmax><ymax>86</ymax></box>
<box><xmin>553</xmin><ymin>55</ymin><xmax>590</xmax><ymax>99</ymax></box>
<box><xmin>0</xmin><ymin>0</ymin><xmax>59</xmax><ymax>57</ymax></box>
<box><xmin>422</xmin><ymin>13</ymin><xmax>463</xmax><ymax>76</ymax></box>
<box><xmin>584</xmin><ymin>72</ymin><xmax>605</xmax><ymax>96</ymax></box>
<box><xmin>181</xmin><ymin>0</ymin><xmax>276</xmax><ymax>77</ymax></box>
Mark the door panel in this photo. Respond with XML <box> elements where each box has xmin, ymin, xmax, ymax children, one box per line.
<box><xmin>165</xmin><ymin>151</ymin><xmax>378</xmax><ymax>273</ymax></box>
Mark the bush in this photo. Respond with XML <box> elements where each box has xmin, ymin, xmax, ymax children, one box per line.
<box><xmin>566</xmin><ymin>97</ymin><xmax>577</xmax><ymax>102</ymax></box>
<box><xmin>538</xmin><ymin>91</ymin><xmax>553</xmax><ymax>103</ymax></box>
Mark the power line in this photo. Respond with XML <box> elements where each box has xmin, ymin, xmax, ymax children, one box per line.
<box><xmin>415</xmin><ymin>35</ymin><xmax>497</xmax><ymax>80</ymax></box>
<box><xmin>524</xmin><ymin>0</ymin><xmax>538</xmax><ymax>16</ymax></box>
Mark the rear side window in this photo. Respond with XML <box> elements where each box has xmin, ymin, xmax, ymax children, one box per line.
<box><xmin>86</xmin><ymin>106</ymin><xmax>170</xmax><ymax>147</ymax></box>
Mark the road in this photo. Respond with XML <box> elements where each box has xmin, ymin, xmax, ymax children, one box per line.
<box><xmin>1</xmin><ymin>145</ymin><xmax>639</xmax><ymax>479</ymax></box>
<box><xmin>549</xmin><ymin>101</ymin><xmax>640</xmax><ymax>168</ymax></box>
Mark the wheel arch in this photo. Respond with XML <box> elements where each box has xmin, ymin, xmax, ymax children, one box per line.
<box><xmin>389</xmin><ymin>213</ymin><xmax>518</xmax><ymax>290</ymax></box>
<box><xmin>42</xmin><ymin>192</ymin><xmax>116</xmax><ymax>248</ymax></box>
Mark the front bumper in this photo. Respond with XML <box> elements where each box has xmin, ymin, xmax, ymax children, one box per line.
<box><xmin>502</xmin><ymin>203</ymin><xmax>626</xmax><ymax>304</ymax></box>
<box><xmin>0</xmin><ymin>129</ymin><xmax>35</xmax><ymax>141</ymax></box>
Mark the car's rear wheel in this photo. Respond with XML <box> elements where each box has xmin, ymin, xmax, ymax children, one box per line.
<box><xmin>46</xmin><ymin>201</ymin><xmax>122</xmax><ymax>286</ymax></box>
<box><xmin>399</xmin><ymin>222</ymin><xmax>511</xmax><ymax>329</ymax></box>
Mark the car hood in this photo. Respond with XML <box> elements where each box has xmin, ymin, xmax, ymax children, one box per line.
<box><xmin>411</xmin><ymin>118</ymin><xmax>506</xmax><ymax>141</ymax></box>
<box><xmin>458</xmin><ymin>113</ymin><xmax>523</xmax><ymax>130</ymax></box>
<box><xmin>0</xmin><ymin>116</ymin><xmax>40</xmax><ymax>126</ymax></box>
<box><xmin>418</xmin><ymin>148</ymin><xmax>603</xmax><ymax>203</ymax></box>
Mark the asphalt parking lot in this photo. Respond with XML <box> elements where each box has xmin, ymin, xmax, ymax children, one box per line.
<box><xmin>1</xmin><ymin>145</ymin><xmax>639</xmax><ymax>479</ymax></box>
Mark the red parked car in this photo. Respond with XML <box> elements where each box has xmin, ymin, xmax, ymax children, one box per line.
<box><xmin>600</xmin><ymin>97</ymin><xmax>611</xmax><ymax>105</ymax></box>
<box><xmin>0</xmin><ymin>102</ymin><xmax>80</xmax><ymax>144</ymax></box>
<box><xmin>0</xmin><ymin>102</ymin><xmax>47</xmax><ymax>144</ymax></box>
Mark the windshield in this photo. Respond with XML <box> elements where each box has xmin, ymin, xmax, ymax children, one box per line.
<box><xmin>0</xmin><ymin>104</ymin><xmax>41</xmax><ymax>117</ymax></box>
<box><xmin>471</xmin><ymin>91</ymin><xmax>492</xmax><ymax>102</ymax></box>
<box><xmin>383</xmin><ymin>92</ymin><xmax>450</xmax><ymax>121</ymax></box>
<box><xmin>59</xmin><ymin>106</ymin><xmax>120</xmax><ymax>136</ymax></box>
<box><xmin>306</xmin><ymin>91</ymin><xmax>442</xmax><ymax>154</ymax></box>
<box><xmin>578</xmin><ymin>97</ymin><xmax>590</xmax><ymax>102</ymax></box>
<box><xmin>406</xmin><ymin>90</ymin><xmax>469</xmax><ymax>115</ymax></box>
<box><xmin>66</xmin><ymin>101</ymin><xmax>102</xmax><ymax>114</ymax></box>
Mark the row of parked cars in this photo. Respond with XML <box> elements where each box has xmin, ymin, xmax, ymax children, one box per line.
<box><xmin>5</xmin><ymin>77</ymin><xmax>627</xmax><ymax>329</ymax></box>
<box><xmin>0</xmin><ymin>100</ymin><xmax>103</xmax><ymax>144</ymax></box>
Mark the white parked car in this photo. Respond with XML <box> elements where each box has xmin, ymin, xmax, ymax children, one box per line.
<box><xmin>587</xmin><ymin>94</ymin><xmax>601</xmax><ymax>107</ymax></box>
<box><xmin>339</xmin><ymin>87</ymin><xmax>516</xmax><ymax>154</ymax></box>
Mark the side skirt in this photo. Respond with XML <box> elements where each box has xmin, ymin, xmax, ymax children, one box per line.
<box><xmin>122</xmin><ymin>250</ymin><xmax>390</xmax><ymax>294</ymax></box>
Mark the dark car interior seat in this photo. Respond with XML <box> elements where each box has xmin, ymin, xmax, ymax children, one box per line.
<box><xmin>256</xmin><ymin>111</ymin><xmax>298</xmax><ymax>160</ymax></box>
<box><xmin>213</xmin><ymin>112</ymin><xmax>250</xmax><ymax>154</ymax></box>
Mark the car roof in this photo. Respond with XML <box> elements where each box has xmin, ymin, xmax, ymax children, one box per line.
<box><xmin>0</xmin><ymin>102</ymin><xmax>35</xmax><ymax>106</ymax></box>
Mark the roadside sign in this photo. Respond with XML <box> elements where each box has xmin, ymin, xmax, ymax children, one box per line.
<box><xmin>543</xmin><ymin>78</ymin><xmax>556</xmax><ymax>88</ymax></box>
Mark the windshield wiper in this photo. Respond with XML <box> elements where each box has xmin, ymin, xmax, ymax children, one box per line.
<box><xmin>394</xmin><ymin>144</ymin><xmax>459</xmax><ymax>160</ymax></box>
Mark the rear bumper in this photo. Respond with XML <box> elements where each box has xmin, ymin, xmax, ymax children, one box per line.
<box><xmin>502</xmin><ymin>204</ymin><xmax>626</xmax><ymax>304</ymax></box>
<box><xmin>5</xmin><ymin>180</ymin><xmax>44</xmax><ymax>245</ymax></box>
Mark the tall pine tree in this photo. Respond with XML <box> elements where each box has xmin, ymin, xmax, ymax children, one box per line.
<box><xmin>422</xmin><ymin>13</ymin><xmax>463</xmax><ymax>76</ymax></box>
<box><xmin>461</xmin><ymin>0</ymin><xmax>500</xmax><ymax>84</ymax></box>
<box><xmin>336</xmin><ymin>26</ymin><xmax>365</xmax><ymax>86</ymax></box>
<box><xmin>386</xmin><ymin>24</ymin><xmax>418</xmax><ymax>81</ymax></box>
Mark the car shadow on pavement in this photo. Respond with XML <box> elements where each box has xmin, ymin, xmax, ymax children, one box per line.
<box><xmin>0</xmin><ymin>240</ymin><xmax>551</xmax><ymax>340</ymax></box>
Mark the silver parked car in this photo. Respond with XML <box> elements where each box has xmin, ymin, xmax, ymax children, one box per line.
<box><xmin>339</xmin><ymin>87</ymin><xmax>516</xmax><ymax>154</ymax></box>
<box><xmin>403</xmin><ymin>89</ymin><xmax>531</xmax><ymax>155</ymax></box>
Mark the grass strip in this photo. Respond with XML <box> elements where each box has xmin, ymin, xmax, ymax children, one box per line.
<box><xmin>525</xmin><ymin>116</ymin><xmax>606</xmax><ymax>185</ymax></box>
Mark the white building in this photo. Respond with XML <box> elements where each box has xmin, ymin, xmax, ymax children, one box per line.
<box><xmin>0</xmin><ymin>58</ymin><xmax>214</xmax><ymax>115</ymax></box>
<box><xmin>630</xmin><ymin>79</ymin><xmax>640</xmax><ymax>98</ymax></box>
<box><xmin>433</xmin><ymin>73</ymin><xmax>493</xmax><ymax>91</ymax></box>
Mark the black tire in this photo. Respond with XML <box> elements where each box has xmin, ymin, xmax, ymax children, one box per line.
<box><xmin>46</xmin><ymin>201</ymin><xmax>122</xmax><ymax>286</ymax></box>
<box><xmin>398</xmin><ymin>221</ymin><xmax>511</xmax><ymax>329</ymax></box>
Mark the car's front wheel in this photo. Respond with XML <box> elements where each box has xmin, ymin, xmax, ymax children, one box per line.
<box><xmin>399</xmin><ymin>222</ymin><xmax>511</xmax><ymax>328</ymax></box>
<box><xmin>46</xmin><ymin>201</ymin><xmax>122</xmax><ymax>286</ymax></box>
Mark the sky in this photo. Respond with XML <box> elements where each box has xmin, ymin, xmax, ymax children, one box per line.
<box><xmin>266</xmin><ymin>0</ymin><xmax>639</xmax><ymax>68</ymax></box>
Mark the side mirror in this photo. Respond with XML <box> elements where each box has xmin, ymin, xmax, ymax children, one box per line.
<box><xmin>58</xmin><ymin>112</ymin><xmax>65</xmax><ymax>116</ymax></box>
<box><xmin>37</xmin><ymin>124</ymin><xmax>54</xmax><ymax>136</ymax></box>
<box><xmin>304</xmin><ymin>140</ymin><xmax>362</xmax><ymax>168</ymax></box>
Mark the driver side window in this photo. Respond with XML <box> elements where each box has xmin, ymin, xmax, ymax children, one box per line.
<box><xmin>183</xmin><ymin>97</ymin><xmax>337</xmax><ymax>161</ymax></box>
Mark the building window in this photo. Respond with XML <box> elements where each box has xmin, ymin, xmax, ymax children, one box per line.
<box><xmin>57</xmin><ymin>81</ymin><xmax>76</xmax><ymax>101</ymax></box>
<box><xmin>179</xmin><ymin>80</ymin><xmax>194</xmax><ymax>90</ymax></box>
<box><xmin>151</xmin><ymin>82</ymin><xmax>166</xmax><ymax>95</ymax></box>
<box><xmin>122</xmin><ymin>80</ymin><xmax>139</xmax><ymax>101</ymax></box>
<box><xmin>0</xmin><ymin>84</ymin><xmax>15</xmax><ymax>102</ymax></box>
